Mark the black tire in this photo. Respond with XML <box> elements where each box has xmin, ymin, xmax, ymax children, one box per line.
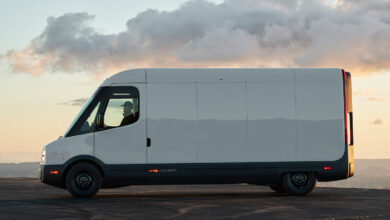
<box><xmin>269</xmin><ymin>184</ymin><xmax>286</xmax><ymax>193</ymax></box>
<box><xmin>65</xmin><ymin>163</ymin><xmax>102</xmax><ymax>197</ymax></box>
<box><xmin>282</xmin><ymin>172</ymin><xmax>316</xmax><ymax>196</ymax></box>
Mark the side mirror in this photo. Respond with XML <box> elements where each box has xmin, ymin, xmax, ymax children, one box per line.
<box><xmin>96</xmin><ymin>114</ymin><xmax>104</xmax><ymax>130</ymax></box>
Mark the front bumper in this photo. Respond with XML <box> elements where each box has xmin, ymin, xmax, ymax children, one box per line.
<box><xmin>39</xmin><ymin>164</ymin><xmax>66</xmax><ymax>189</ymax></box>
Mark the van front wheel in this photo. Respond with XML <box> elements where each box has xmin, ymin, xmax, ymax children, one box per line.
<box><xmin>65</xmin><ymin>163</ymin><xmax>102</xmax><ymax>197</ymax></box>
<box><xmin>282</xmin><ymin>172</ymin><xmax>316</xmax><ymax>196</ymax></box>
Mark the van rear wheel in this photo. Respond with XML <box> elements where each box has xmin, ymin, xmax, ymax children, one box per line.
<box><xmin>65</xmin><ymin>163</ymin><xmax>102</xmax><ymax>197</ymax></box>
<box><xmin>282</xmin><ymin>172</ymin><xmax>316</xmax><ymax>196</ymax></box>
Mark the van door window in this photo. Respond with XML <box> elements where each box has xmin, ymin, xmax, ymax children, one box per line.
<box><xmin>79</xmin><ymin>102</ymin><xmax>101</xmax><ymax>133</ymax></box>
<box><xmin>101</xmin><ymin>87</ymin><xmax>139</xmax><ymax>130</ymax></box>
<box><xmin>65</xmin><ymin>87</ymin><xmax>107</xmax><ymax>137</ymax></box>
<box><xmin>70</xmin><ymin>101</ymin><xmax>102</xmax><ymax>136</ymax></box>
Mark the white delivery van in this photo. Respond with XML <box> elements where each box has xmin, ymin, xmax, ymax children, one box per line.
<box><xmin>39</xmin><ymin>68</ymin><xmax>354</xmax><ymax>197</ymax></box>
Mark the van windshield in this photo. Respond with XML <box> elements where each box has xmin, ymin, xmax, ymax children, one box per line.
<box><xmin>63</xmin><ymin>88</ymin><xmax>101</xmax><ymax>137</ymax></box>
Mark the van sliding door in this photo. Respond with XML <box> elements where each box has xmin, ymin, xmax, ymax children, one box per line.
<box><xmin>146</xmin><ymin>83</ymin><xmax>197</xmax><ymax>164</ymax></box>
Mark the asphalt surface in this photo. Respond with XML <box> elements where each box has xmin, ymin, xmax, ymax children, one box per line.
<box><xmin>0</xmin><ymin>178</ymin><xmax>389</xmax><ymax>219</ymax></box>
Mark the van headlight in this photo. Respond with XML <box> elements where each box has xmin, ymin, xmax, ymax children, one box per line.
<box><xmin>41</xmin><ymin>150</ymin><xmax>46</xmax><ymax>163</ymax></box>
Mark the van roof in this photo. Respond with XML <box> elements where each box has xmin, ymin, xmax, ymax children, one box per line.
<box><xmin>100</xmin><ymin>68</ymin><xmax>342</xmax><ymax>86</ymax></box>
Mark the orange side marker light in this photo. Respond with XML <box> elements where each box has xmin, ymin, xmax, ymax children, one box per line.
<box><xmin>49</xmin><ymin>170</ymin><xmax>59</xmax><ymax>174</ymax></box>
<box><xmin>148</xmin><ymin>169</ymin><xmax>159</xmax><ymax>173</ymax></box>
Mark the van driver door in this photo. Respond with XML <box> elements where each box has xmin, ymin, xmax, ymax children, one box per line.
<box><xmin>94</xmin><ymin>85</ymin><xmax>146</xmax><ymax>169</ymax></box>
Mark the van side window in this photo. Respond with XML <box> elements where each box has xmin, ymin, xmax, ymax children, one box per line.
<box><xmin>101</xmin><ymin>87</ymin><xmax>139</xmax><ymax>129</ymax></box>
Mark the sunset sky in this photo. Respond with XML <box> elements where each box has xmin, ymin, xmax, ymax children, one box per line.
<box><xmin>0</xmin><ymin>0</ymin><xmax>389</xmax><ymax>162</ymax></box>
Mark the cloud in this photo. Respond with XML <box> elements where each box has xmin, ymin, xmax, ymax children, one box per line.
<box><xmin>353</xmin><ymin>87</ymin><xmax>374</xmax><ymax>96</ymax></box>
<box><xmin>59</xmin><ymin>97</ymin><xmax>89</xmax><ymax>106</ymax></box>
<box><xmin>353</xmin><ymin>87</ymin><xmax>384</xmax><ymax>101</ymax></box>
<box><xmin>372</xmin><ymin>118</ymin><xmax>384</xmax><ymax>125</ymax></box>
<box><xmin>367</xmin><ymin>97</ymin><xmax>383</xmax><ymax>101</ymax></box>
<box><xmin>2</xmin><ymin>0</ymin><xmax>390</xmax><ymax>76</ymax></box>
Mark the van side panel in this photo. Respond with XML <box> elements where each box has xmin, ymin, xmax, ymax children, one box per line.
<box><xmin>197</xmin><ymin>83</ymin><xmax>247</xmax><ymax>163</ymax></box>
<box><xmin>147</xmin><ymin>69</ymin><xmax>196</xmax><ymax>83</ymax></box>
<box><xmin>146</xmin><ymin>83</ymin><xmax>197</xmax><ymax>163</ymax></box>
<box><xmin>294</xmin><ymin>69</ymin><xmax>345</xmax><ymax>161</ymax></box>
<box><xmin>45</xmin><ymin>134</ymin><xmax>94</xmax><ymax>165</ymax></box>
<box><xmin>246</xmin><ymin>69</ymin><xmax>296</xmax><ymax>162</ymax></box>
<box><xmin>196</xmin><ymin>68</ymin><xmax>245</xmax><ymax>83</ymax></box>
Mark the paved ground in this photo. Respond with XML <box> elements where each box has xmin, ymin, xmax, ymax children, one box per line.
<box><xmin>0</xmin><ymin>178</ymin><xmax>389</xmax><ymax>219</ymax></box>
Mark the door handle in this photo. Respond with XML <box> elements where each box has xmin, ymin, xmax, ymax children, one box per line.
<box><xmin>147</xmin><ymin>138</ymin><xmax>151</xmax><ymax>147</ymax></box>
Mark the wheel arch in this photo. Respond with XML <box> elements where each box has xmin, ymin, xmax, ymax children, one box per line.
<box><xmin>280</xmin><ymin>170</ymin><xmax>319</xmax><ymax>179</ymax></box>
<box><xmin>62</xmin><ymin>155</ymin><xmax>106</xmax><ymax>187</ymax></box>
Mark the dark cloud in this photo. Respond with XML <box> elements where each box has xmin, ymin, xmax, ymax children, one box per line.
<box><xmin>2</xmin><ymin>0</ymin><xmax>390</xmax><ymax>76</ymax></box>
<box><xmin>59</xmin><ymin>97</ymin><xmax>89</xmax><ymax>106</ymax></box>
